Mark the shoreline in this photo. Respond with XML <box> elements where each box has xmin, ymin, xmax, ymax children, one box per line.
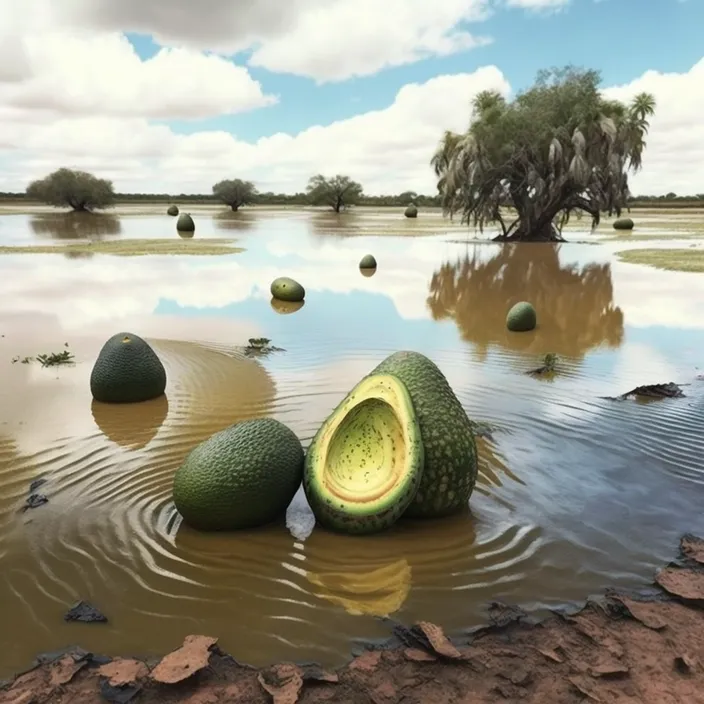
<box><xmin>2</xmin><ymin>534</ymin><xmax>704</xmax><ymax>703</ymax></box>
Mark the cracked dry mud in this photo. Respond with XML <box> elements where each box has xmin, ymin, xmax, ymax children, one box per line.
<box><xmin>3</xmin><ymin>534</ymin><xmax>704</xmax><ymax>703</ymax></box>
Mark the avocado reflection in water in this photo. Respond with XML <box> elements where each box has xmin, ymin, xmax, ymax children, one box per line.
<box><xmin>427</xmin><ymin>244</ymin><xmax>624</xmax><ymax>361</ymax></box>
<box><xmin>270</xmin><ymin>298</ymin><xmax>305</xmax><ymax>315</ymax></box>
<box><xmin>30</xmin><ymin>213</ymin><xmax>122</xmax><ymax>241</ymax></box>
<box><xmin>91</xmin><ymin>395</ymin><xmax>169</xmax><ymax>450</ymax></box>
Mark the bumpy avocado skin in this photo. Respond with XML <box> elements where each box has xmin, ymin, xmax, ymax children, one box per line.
<box><xmin>303</xmin><ymin>373</ymin><xmax>424</xmax><ymax>535</ymax></box>
<box><xmin>173</xmin><ymin>418</ymin><xmax>304</xmax><ymax>531</ymax></box>
<box><xmin>90</xmin><ymin>332</ymin><xmax>167</xmax><ymax>403</ymax></box>
<box><xmin>369</xmin><ymin>351</ymin><xmax>478</xmax><ymax>519</ymax></box>
<box><xmin>506</xmin><ymin>301</ymin><xmax>537</xmax><ymax>332</ymax></box>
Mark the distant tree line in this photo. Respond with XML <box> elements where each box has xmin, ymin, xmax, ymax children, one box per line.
<box><xmin>3</xmin><ymin>168</ymin><xmax>443</xmax><ymax>212</ymax></box>
<box><xmin>2</xmin><ymin>186</ymin><xmax>701</xmax><ymax>208</ymax></box>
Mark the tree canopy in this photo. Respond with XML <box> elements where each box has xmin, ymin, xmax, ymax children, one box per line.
<box><xmin>306</xmin><ymin>174</ymin><xmax>363</xmax><ymax>212</ymax></box>
<box><xmin>26</xmin><ymin>168</ymin><xmax>115</xmax><ymax>212</ymax></box>
<box><xmin>212</xmin><ymin>178</ymin><xmax>258</xmax><ymax>211</ymax></box>
<box><xmin>431</xmin><ymin>67</ymin><xmax>656</xmax><ymax>241</ymax></box>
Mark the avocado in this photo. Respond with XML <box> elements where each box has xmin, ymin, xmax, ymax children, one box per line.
<box><xmin>369</xmin><ymin>351</ymin><xmax>478</xmax><ymax>519</ymax></box>
<box><xmin>404</xmin><ymin>205</ymin><xmax>418</xmax><ymax>218</ymax></box>
<box><xmin>613</xmin><ymin>217</ymin><xmax>634</xmax><ymax>230</ymax></box>
<box><xmin>173</xmin><ymin>418</ymin><xmax>304</xmax><ymax>531</ymax></box>
<box><xmin>506</xmin><ymin>301</ymin><xmax>537</xmax><ymax>332</ymax></box>
<box><xmin>359</xmin><ymin>254</ymin><xmax>377</xmax><ymax>269</ymax></box>
<box><xmin>176</xmin><ymin>213</ymin><xmax>195</xmax><ymax>232</ymax></box>
<box><xmin>271</xmin><ymin>276</ymin><xmax>305</xmax><ymax>302</ymax></box>
<box><xmin>167</xmin><ymin>205</ymin><xmax>179</xmax><ymax>216</ymax></box>
<box><xmin>90</xmin><ymin>332</ymin><xmax>167</xmax><ymax>403</ymax></box>
<box><xmin>304</xmin><ymin>373</ymin><xmax>424</xmax><ymax>534</ymax></box>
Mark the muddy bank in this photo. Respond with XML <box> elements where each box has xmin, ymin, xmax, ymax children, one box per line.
<box><xmin>3</xmin><ymin>534</ymin><xmax>704</xmax><ymax>703</ymax></box>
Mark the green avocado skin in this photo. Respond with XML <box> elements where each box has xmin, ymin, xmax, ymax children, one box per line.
<box><xmin>369</xmin><ymin>351</ymin><xmax>478</xmax><ymax>519</ymax></box>
<box><xmin>173</xmin><ymin>418</ymin><xmax>304</xmax><ymax>531</ymax></box>
<box><xmin>90</xmin><ymin>332</ymin><xmax>167</xmax><ymax>403</ymax></box>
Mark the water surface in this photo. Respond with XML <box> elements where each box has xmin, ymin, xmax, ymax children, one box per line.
<box><xmin>1</xmin><ymin>207</ymin><xmax>703</xmax><ymax>677</ymax></box>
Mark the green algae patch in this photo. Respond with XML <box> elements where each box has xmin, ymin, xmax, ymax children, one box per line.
<box><xmin>0</xmin><ymin>238</ymin><xmax>243</xmax><ymax>256</ymax></box>
<box><xmin>615</xmin><ymin>248</ymin><xmax>704</xmax><ymax>272</ymax></box>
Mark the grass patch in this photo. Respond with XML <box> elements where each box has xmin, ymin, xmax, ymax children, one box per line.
<box><xmin>615</xmin><ymin>248</ymin><xmax>704</xmax><ymax>272</ymax></box>
<box><xmin>0</xmin><ymin>238</ymin><xmax>244</xmax><ymax>256</ymax></box>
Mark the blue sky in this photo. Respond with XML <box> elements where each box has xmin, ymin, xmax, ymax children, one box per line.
<box><xmin>127</xmin><ymin>0</ymin><xmax>704</xmax><ymax>143</ymax></box>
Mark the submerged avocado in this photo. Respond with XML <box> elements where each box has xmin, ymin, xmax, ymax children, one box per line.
<box><xmin>304</xmin><ymin>373</ymin><xmax>424</xmax><ymax>534</ymax></box>
<box><xmin>90</xmin><ymin>332</ymin><xmax>167</xmax><ymax>403</ymax></box>
<box><xmin>359</xmin><ymin>254</ymin><xmax>377</xmax><ymax>269</ymax></box>
<box><xmin>613</xmin><ymin>217</ymin><xmax>634</xmax><ymax>230</ymax></box>
<box><xmin>404</xmin><ymin>205</ymin><xmax>418</xmax><ymax>218</ymax></box>
<box><xmin>176</xmin><ymin>213</ymin><xmax>195</xmax><ymax>232</ymax></box>
<box><xmin>271</xmin><ymin>276</ymin><xmax>305</xmax><ymax>302</ymax></box>
<box><xmin>369</xmin><ymin>351</ymin><xmax>478</xmax><ymax>519</ymax></box>
<box><xmin>506</xmin><ymin>301</ymin><xmax>537</xmax><ymax>332</ymax></box>
<box><xmin>173</xmin><ymin>418</ymin><xmax>304</xmax><ymax>531</ymax></box>
<box><xmin>167</xmin><ymin>205</ymin><xmax>179</xmax><ymax>216</ymax></box>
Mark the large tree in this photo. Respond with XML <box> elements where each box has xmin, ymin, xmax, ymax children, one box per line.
<box><xmin>26</xmin><ymin>168</ymin><xmax>115</xmax><ymax>212</ymax></box>
<box><xmin>431</xmin><ymin>67</ymin><xmax>656</xmax><ymax>242</ymax></box>
<box><xmin>212</xmin><ymin>178</ymin><xmax>257</xmax><ymax>211</ymax></box>
<box><xmin>306</xmin><ymin>174</ymin><xmax>363</xmax><ymax>213</ymax></box>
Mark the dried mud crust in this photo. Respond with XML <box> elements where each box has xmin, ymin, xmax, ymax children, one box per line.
<box><xmin>3</xmin><ymin>534</ymin><xmax>704</xmax><ymax>703</ymax></box>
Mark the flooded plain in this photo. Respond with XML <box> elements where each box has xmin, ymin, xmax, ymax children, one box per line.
<box><xmin>1</xmin><ymin>205</ymin><xmax>703</xmax><ymax>678</ymax></box>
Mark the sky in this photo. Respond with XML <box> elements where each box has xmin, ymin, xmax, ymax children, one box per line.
<box><xmin>0</xmin><ymin>0</ymin><xmax>702</xmax><ymax>196</ymax></box>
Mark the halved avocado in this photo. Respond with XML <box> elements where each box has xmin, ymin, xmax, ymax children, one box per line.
<box><xmin>303</xmin><ymin>373</ymin><xmax>424</xmax><ymax>535</ymax></box>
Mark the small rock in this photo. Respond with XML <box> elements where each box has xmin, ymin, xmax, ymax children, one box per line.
<box><xmin>64</xmin><ymin>601</ymin><xmax>108</xmax><ymax>623</ymax></box>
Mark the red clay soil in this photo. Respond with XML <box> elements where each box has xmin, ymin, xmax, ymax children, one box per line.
<box><xmin>4</xmin><ymin>534</ymin><xmax>704</xmax><ymax>704</ymax></box>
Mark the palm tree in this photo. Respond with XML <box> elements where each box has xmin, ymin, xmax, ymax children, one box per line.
<box><xmin>431</xmin><ymin>67</ymin><xmax>656</xmax><ymax>242</ymax></box>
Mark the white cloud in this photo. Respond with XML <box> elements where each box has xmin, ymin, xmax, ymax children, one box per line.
<box><xmin>29</xmin><ymin>0</ymin><xmax>494</xmax><ymax>83</ymax></box>
<box><xmin>0</xmin><ymin>1</ymin><xmax>701</xmax><ymax>195</ymax></box>
<box><xmin>0</xmin><ymin>68</ymin><xmax>512</xmax><ymax>193</ymax></box>
<box><xmin>603</xmin><ymin>58</ymin><xmax>704</xmax><ymax>195</ymax></box>
<box><xmin>0</xmin><ymin>31</ymin><xmax>274</xmax><ymax>120</ymax></box>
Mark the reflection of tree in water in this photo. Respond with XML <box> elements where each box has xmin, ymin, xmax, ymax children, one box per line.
<box><xmin>212</xmin><ymin>210</ymin><xmax>256</xmax><ymax>232</ymax></box>
<box><xmin>308</xmin><ymin>211</ymin><xmax>361</xmax><ymax>238</ymax></box>
<box><xmin>427</xmin><ymin>244</ymin><xmax>623</xmax><ymax>358</ymax></box>
<box><xmin>30</xmin><ymin>213</ymin><xmax>122</xmax><ymax>240</ymax></box>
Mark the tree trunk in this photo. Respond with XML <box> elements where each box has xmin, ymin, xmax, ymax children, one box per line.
<box><xmin>492</xmin><ymin>218</ymin><xmax>565</xmax><ymax>242</ymax></box>
<box><xmin>231</xmin><ymin>204</ymin><xmax>239</xmax><ymax>212</ymax></box>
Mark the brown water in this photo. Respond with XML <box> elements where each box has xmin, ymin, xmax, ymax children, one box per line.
<box><xmin>1</xmin><ymin>207</ymin><xmax>704</xmax><ymax>677</ymax></box>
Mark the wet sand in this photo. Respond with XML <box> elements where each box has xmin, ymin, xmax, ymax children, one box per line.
<box><xmin>3</xmin><ymin>534</ymin><xmax>704</xmax><ymax>703</ymax></box>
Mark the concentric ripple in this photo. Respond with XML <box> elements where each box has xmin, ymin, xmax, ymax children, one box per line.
<box><xmin>1</xmin><ymin>325</ymin><xmax>704</xmax><ymax>679</ymax></box>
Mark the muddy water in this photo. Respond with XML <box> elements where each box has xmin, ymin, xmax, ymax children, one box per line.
<box><xmin>1</xmin><ymin>208</ymin><xmax>704</xmax><ymax>677</ymax></box>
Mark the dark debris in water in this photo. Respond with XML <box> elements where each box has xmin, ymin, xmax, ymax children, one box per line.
<box><xmin>5</xmin><ymin>534</ymin><xmax>704</xmax><ymax>703</ymax></box>
<box><xmin>526</xmin><ymin>353</ymin><xmax>559</xmax><ymax>376</ymax></box>
<box><xmin>243</xmin><ymin>337</ymin><xmax>285</xmax><ymax>357</ymax></box>
<box><xmin>64</xmin><ymin>600</ymin><xmax>108</xmax><ymax>623</ymax></box>
<box><xmin>603</xmin><ymin>381</ymin><xmax>686</xmax><ymax>401</ymax></box>
<box><xmin>21</xmin><ymin>493</ymin><xmax>48</xmax><ymax>512</ymax></box>
<box><xmin>29</xmin><ymin>477</ymin><xmax>47</xmax><ymax>493</ymax></box>
<box><xmin>11</xmin><ymin>343</ymin><xmax>74</xmax><ymax>367</ymax></box>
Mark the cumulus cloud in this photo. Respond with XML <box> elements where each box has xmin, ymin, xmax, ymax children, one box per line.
<box><xmin>0</xmin><ymin>68</ymin><xmax>512</xmax><ymax>193</ymax></box>
<box><xmin>0</xmin><ymin>32</ymin><xmax>274</xmax><ymax>120</ymax></box>
<box><xmin>603</xmin><ymin>58</ymin><xmax>704</xmax><ymax>195</ymax></box>
<box><xmin>31</xmin><ymin>0</ymin><xmax>494</xmax><ymax>82</ymax></box>
<box><xmin>0</xmin><ymin>0</ymin><xmax>701</xmax><ymax>194</ymax></box>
